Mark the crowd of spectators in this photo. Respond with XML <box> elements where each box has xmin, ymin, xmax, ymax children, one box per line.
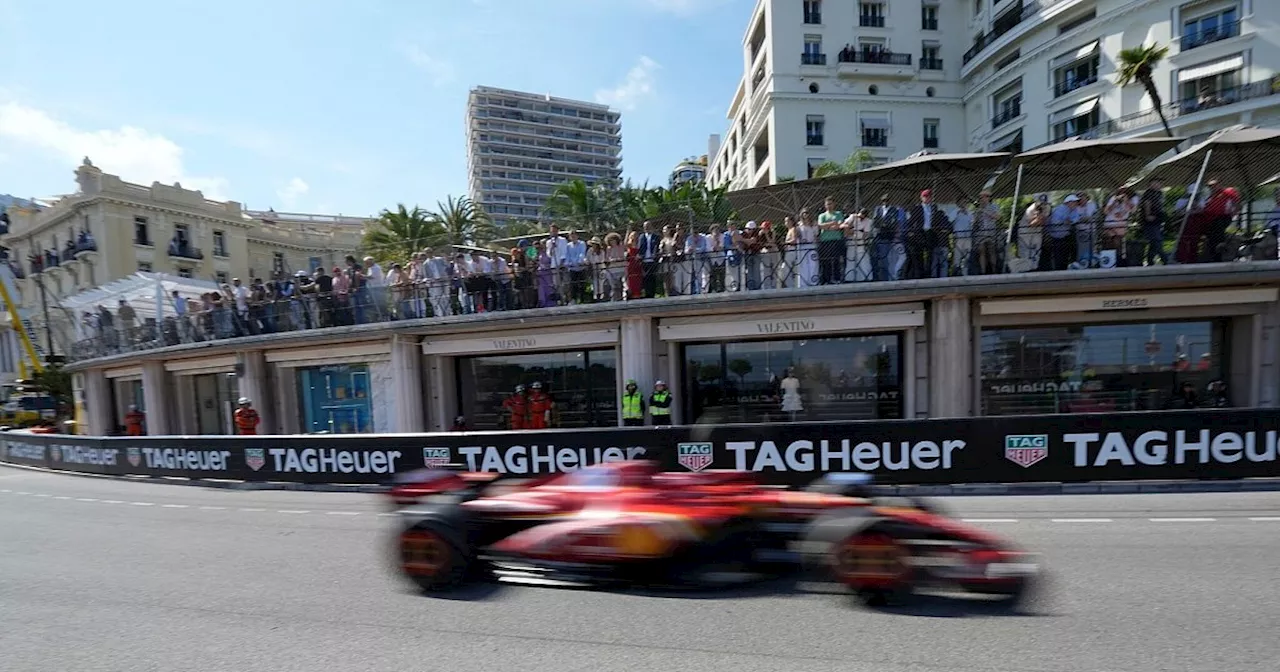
<box><xmin>72</xmin><ymin>177</ymin><xmax>1279</xmax><ymax>358</ymax></box>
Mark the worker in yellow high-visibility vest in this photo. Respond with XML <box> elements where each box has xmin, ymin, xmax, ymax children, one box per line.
<box><xmin>649</xmin><ymin>380</ymin><xmax>672</xmax><ymax>426</ymax></box>
<box><xmin>621</xmin><ymin>379</ymin><xmax>645</xmax><ymax>427</ymax></box>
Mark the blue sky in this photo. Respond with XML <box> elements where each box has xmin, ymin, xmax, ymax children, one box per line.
<box><xmin>0</xmin><ymin>0</ymin><xmax>748</xmax><ymax>217</ymax></box>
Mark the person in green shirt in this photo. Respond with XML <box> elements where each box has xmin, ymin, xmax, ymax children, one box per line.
<box><xmin>816</xmin><ymin>197</ymin><xmax>847</xmax><ymax>285</ymax></box>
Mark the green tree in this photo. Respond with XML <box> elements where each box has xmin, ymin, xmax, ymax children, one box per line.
<box><xmin>30</xmin><ymin>365</ymin><xmax>72</xmax><ymax>418</ymax></box>
<box><xmin>503</xmin><ymin>220</ymin><xmax>546</xmax><ymax>237</ymax></box>
<box><xmin>431</xmin><ymin>195</ymin><xmax>496</xmax><ymax>246</ymax></box>
<box><xmin>1117</xmin><ymin>43</ymin><xmax>1175</xmax><ymax>138</ymax></box>
<box><xmin>361</xmin><ymin>204</ymin><xmax>443</xmax><ymax>265</ymax></box>
<box><xmin>811</xmin><ymin>150</ymin><xmax>876</xmax><ymax>179</ymax></box>
<box><xmin>728</xmin><ymin>358</ymin><xmax>753</xmax><ymax>388</ymax></box>
<box><xmin>544</xmin><ymin>179</ymin><xmax>619</xmax><ymax>232</ymax></box>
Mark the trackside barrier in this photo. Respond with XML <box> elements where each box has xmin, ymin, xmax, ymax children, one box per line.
<box><xmin>1</xmin><ymin>409</ymin><xmax>1279</xmax><ymax>487</ymax></box>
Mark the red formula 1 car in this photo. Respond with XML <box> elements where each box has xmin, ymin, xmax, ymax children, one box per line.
<box><xmin>388</xmin><ymin>461</ymin><xmax>1039</xmax><ymax>607</ymax></box>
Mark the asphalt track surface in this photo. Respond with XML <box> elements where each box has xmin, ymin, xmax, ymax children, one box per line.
<box><xmin>2</xmin><ymin>466</ymin><xmax>1278</xmax><ymax>672</ymax></box>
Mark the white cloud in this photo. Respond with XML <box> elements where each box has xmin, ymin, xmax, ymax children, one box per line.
<box><xmin>402</xmin><ymin>45</ymin><xmax>456</xmax><ymax>87</ymax></box>
<box><xmin>0</xmin><ymin>101</ymin><xmax>229</xmax><ymax>199</ymax></box>
<box><xmin>277</xmin><ymin>177</ymin><xmax>309</xmax><ymax>208</ymax></box>
<box><xmin>594</xmin><ymin>56</ymin><xmax>660</xmax><ymax>111</ymax></box>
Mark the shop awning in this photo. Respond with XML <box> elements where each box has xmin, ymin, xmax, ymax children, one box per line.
<box><xmin>1178</xmin><ymin>55</ymin><xmax>1244</xmax><ymax>83</ymax></box>
<box><xmin>1049</xmin><ymin>98</ymin><xmax>1099</xmax><ymax>124</ymax></box>
<box><xmin>860</xmin><ymin>116</ymin><xmax>890</xmax><ymax>130</ymax></box>
<box><xmin>1050</xmin><ymin>40</ymin><xmax>1099</xmax><ymax>69</ymax></box>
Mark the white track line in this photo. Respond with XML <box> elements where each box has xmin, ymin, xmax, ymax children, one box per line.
<box><xmin>1149</xmin><ymin>517</ymin><xmax>1216</xmax><ymax>522</ymax></box>
<box><xmin>51</xmin><ymin>495</ymin><xmax>70</xmax><ymax>500</ymax></box>
<box><xmin>325</xmin><ymin>511</ymin><xmax>361</xmax><ymax>516</ymax></box>
<box><xmin>961</xmin><ymin>518</ymin><xmax>1019</xmax><ymax>523</ymax></box>
<box><xmin>161</xmin><ymin>504</ymin><xmax>189</xmax><ymax>509</ymax></box>
<box><xmin>238</xmin><ymin>508</ymin><xmax>266</xmax><ymax>512</ymax></box>
<box><xmin>1248</xmin><ymin>517</ymin><xmax>1280</xmax><ymax>521</ymax></box>
<box><xmin>34</xmin><ymin>494</ymin><xmax>51</xmax><ymax>498</ymax></box>
<box><xmin>101</xmin><ymin>500</ymin><xmax>122</xmax><ymax>504</ymax></box>
<box><xmin>75</xmin><ymin>498</ymin><xmax>98</xmax><ymax>502</ymax></box>
<box><xmin>1051</xmin><ymin>518</ymin><xmax>1114</xmax><ymax>523</ymax></box>
<box><xmin>129</xmin><ymin>502</ymin><xmax>155</xmax><ymax>507</ymax></box>
<box><xmin>276</xmin><ymin>510</ymin><xmax>310</xmax><ymax>514</ymax></box>
<box><xmin>198</xmin><ymin>506</ymin><xmax>226</xmax><ymax>511</ymax></box>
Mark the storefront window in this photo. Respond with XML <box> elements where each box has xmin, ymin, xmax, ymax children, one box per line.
<box><xmin>981</xmin><ymin>320</ymin><xmax>1228</xmax><ymax>415</ymax></box>
<box><xmin>297</xmin><ymin>364</ymin><xmax>373</xmax><ymax>433</ymax></box>
<box><xmin>190</xmin><ymin>373</ymin><xmax>239</xmax><ymax>434</ymax></box>
<box><xmin>457</xmin><ymin>349</ymin><xmax>617</xmax><ymax>430</ymax></box>
<box><xmin>683</xmin><ymin>334</ymin><xmax>903</xmax><ymax>424</ymax></box>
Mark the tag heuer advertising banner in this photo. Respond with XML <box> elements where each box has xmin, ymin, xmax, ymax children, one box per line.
<box><xmin>2</xmin><ymin>409</ymin><xmax>1279</xmax><ymax>486</ymax></box>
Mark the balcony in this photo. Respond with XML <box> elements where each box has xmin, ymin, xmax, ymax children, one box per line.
<box><xmin>859</xmin><ymin>15</ymin><xmax>885</xmax><ymax>28</ymax></box>
<box><xmin>924</xmin><ymin>137</ymin><xmax>939</xmax><ymax>149</ymax></box>
<box><xmin>801</xmin><ymin>52</ymin><xmax>827</xmax><ymax>66</ymax></box>
<box><xmin>806</xmin><ymin>134</ymin><xmax>824</xmax><ymax>147</ymax></box>
<box><xmin>992</xmin><ymin>102</ymin><xmax>1022</xmax><ymax>130</ymax></box>
<box><xmin>963</xmin><ymin>0</ymin><xmax>1076</xmax><ymax>66</ymax></box>
<box><xmin>1179</xmin><ymin>20</ymin><xmax>1241</xmax><ymax>52</ymax></box>
<box><xmin>167</xmin><ymin>242</ymin><xmax>205</xmax><ymax>261</ymax></box>
<box><xmin>837</xmin><ymin>50</ymin><xmax>913</xmax><ymax>78</ymax></box>
<box><xmin>921</xmin><ymin>58</ymin><xmax>943</xmax><ymax>70</ymax></box>
<box><xmin>1053</xmin><ymin>73</ymin><xmax>1098</xmax><ymax>98</ymax></box>
<box><xmin>861</xmin><ymin>132</ymin><xmax>889</xmax><ymax>148</ymax></box>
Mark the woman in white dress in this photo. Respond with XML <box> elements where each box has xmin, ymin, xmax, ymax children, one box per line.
<box><xmin>843</xmin><ymin>209</ymin><xmax>872</xmax><ymax>282</ymax></box>
<box><xmin>794</xmin><ymin>209</ymin><xmax>819</xmax><ymax>289</ymax></box>
<box><xmin>780</xmin><ymin>367</ymin><xmax>803</xmax><ymax>420</ymax></box>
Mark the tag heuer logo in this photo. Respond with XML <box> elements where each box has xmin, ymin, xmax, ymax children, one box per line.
<box><xmin>1004</xmin><ymin>435</ymin><xmax>1048</xmax><ymax>468</ymax></box>
<box><xmin>422</xmin><ymin>447</ymin><xmax>451</xmax><ymax>468</ymax></box>
<box><xmin>677</xmin><ymin>442</ymin><xmax>714</xmax><ymax>472</ymax></box>
<box><xmin>50</xmin><ymin>445</ymin><xmax>62</xmax><ymax>462</ymax></box>
<box><xmin>127</xmin><ymin>447</ymin><xmax>142</xmax><ymax>467</ymax></box>
<box><xmin>245</xmin><ymin>448</ymin><xmax>266</xmax><ymax>472</ymax></box>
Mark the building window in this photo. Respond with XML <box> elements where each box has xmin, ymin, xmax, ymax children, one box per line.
<box><xmin>861</xmin><ymin>115</ymin><xmax>889</xmax><ymax>147</ymax></box>
<box><xmin>138</xmin><ymin>262</ymin><xmax>152</xmax><ymax>272</ymax></box>
<box><xmin>995</xmin><ymin>50</ymin><xmax>1020</xmax><ymax>72</ymax></box>
<box><xmin>683</xmin><ymin>334</ymin><xmax>904</xmax><ymax>425</ymax></box>
<box><xmin>1052</xmin><ymin>43</ymin><xmax>1100</xmax><ymax>97</ymax></box>
<box><xmin>859</xmin><ymin>2</ymin><xmax>885</xmax><ymax>27</ymax></box>
<box><xmin>134</xmin><ymin>217</ymin><xmax>151</xmax><ymax>246</ymax></box>
<box><xmin>298</xmin><ymin>364</ymin><xmax>373</xmax><ymax>433</ymax></box>
<box><xmin>921</xmin><ymin>43</ymin><xmax>942</xmax><ymax>69</ymax></box>
<box><xmin>457</xmin><ymin>349</ymin><xmax>618</xmax><ymax>430</ymax></box>
<box><xmin>177</xmin><ymin>268</ymin><xmax>193</xmax><ymax>279</ymax></box>
<box><xmin>993</xmin><ymin>85</ymin><xmax>1023</xmax><ymax>129</ymax></box>
<box><xmin>921</xmin><ymin>5</ymin><xmax>938</xmax><ymax>30</ymax></box>
<box><xmin>803</xmin><ymin>0</ymin><xmax>821</xmax><ymax>24</ymax></box>
<box><xmin>806</xmin><ymin>116</ymin><xmax>825</xmax><ymax>146</ymax></box>
<box><xmin>980</xmin><ymin>320</ymin><xmax>1227</xmax><ymax>416</ymax></box>
<box><xmin>1059</xmin><ymin>10</ymin><xmax>1095</xmax><ymax>34</ymax></box>
<box><xmin>802</xmin><ymin>36</ymin><xmax>825</xmax><ymax>65</ymax></box>
<box><xmin>273</xmin><ymin>252</ymin><xmax>285</xmax><ymax>274</ymax></box>
<box><xmin>923</xmin><ymin>119</ymin><xmax>939</xmax><ymax>149</ymax></box>
<box><xmin>216</xmin><ymin>271</ymin><xmax>229</xmax><ymax>285</ymax></box>
<box><xmin>1182</xmin><ymin>7</ymin><xmax>1239</xmax><ymax>51</ymax></box>
<box><xmin>1052</xmin><ymin>103</ymin><xmax>1101</xmax><ymax>142</ymax></box>
<box><xmin>213</xmin><ymin>230</ymin><xmax>227</xmax><ymax>257</ymax></box>
<box><xmin>1179</xmin><ymin>58</ymin><xmax>1243</xmax><ymax>111</ymax></box>
<box><xmin>807</xmin><ymin>158</ymin><xmax>825</xmax><ymax>179</ymax></box>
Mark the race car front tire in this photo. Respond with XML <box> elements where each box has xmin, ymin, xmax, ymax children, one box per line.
<box><xmin>397</xmin><ymin>518</ymin><xmax>472</xmax><ymax>592</ymax></box>
<box><xmin>827</xmin><ymin>521</ymin><xmax>916</xmax><ymax>607</ymax></box>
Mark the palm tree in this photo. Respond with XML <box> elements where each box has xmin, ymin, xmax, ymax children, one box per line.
<box><xmin>544</xmin><ymin>179</ymin><xmax>618</xmax><ymax>232</ymax></box>
<box><xmin>811</xmin><ymin>149</ymin><xmax>875</xmax><ymax>179</ymax></box>
<box><xmin>1117</xmin><ymin>43</ymin><xmax>1174</xmax><ymax>138</ymax></box>
<box><xmin>362</xmin><ymin>204</ymin><xmax>443</xmax><ymax>264</ymax></box>
<box><xmin>503</xmin><ymin>220</ymin><xmax>546</xmax><ymax>237</ymax></box>
<box><xmin>430</xmin><ymin>195</ymin><xmax>496</xmax><ymax>246</ymax></box>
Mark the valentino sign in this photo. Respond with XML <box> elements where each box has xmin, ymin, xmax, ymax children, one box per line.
<box><xmin>756</xmin><ymin>319</ymin><xmax>816</xmax><ymax>335</ymax></box>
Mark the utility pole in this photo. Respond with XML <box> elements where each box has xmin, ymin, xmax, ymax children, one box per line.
<box><xmin>36</xmin><ymin>274</ymin><xmax>54</xmax><ymax>359</ymax></box>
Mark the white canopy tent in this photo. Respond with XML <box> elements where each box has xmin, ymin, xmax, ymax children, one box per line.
<box><xmin>58</xmin><ymin>272</ymin><xmax>220</xmax><ymax>340</ymax></box>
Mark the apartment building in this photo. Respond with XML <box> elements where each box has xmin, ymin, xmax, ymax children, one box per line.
<box><xmin>964</xmin><ymin>0</ymin><xmax>1280</xmax><ymax>153</ymax></box>
<box><xmin>669</xmin><ymin>156</ymin><xmax>709</xmax><ymax>188</ymax></box>
<box><xmin>708</xmin><ymin>0</ymin><xmax>970</xmax><ymax>189</ymax></box>
<box><xmin>0</xmin><ymin>158</ymin><xmax>365</xmax><ymax>361</ymax></box>
<box><xmin>465</xmin><ymin>87</ymin><xmax>623</xmax><ymax>228</ymax></box>
<box><xmin>710</xmin><ymin>0</ymin><xmax>1280</xmax><ymax>190</ymax></box>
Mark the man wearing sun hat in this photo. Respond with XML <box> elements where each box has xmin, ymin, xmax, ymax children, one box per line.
<box><xmin>1041</xmin><ymin>193</ymin><xmax>1080</xmax><ymax>272</ymax></box>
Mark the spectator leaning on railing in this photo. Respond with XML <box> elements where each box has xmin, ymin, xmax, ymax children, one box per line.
<box><xmin>66</xmin><ymin>178</ymin><xmax>1280</xmax><ymax>360</ymax></box>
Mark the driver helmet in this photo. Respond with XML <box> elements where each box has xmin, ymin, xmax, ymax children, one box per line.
<box><xmin>237</xmin><ymin>397</ymin><xmax>251</xmax><ymax>406</ymax></box>
<box><xmin>531</xmin><ymin>382</ymin><xmax>543</xmax><ymax>389</ymax></box>
<box><xmin>514</xmin><ymin>384</ymin><xmax>526</xmax><ymax>393</ymax></box>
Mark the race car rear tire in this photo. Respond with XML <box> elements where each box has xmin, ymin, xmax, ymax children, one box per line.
<box><xmin>398</xmin><ymin>519</ymin><xmax>471</xmax><ymax>592</ymax></box>
<box><xmin>829</xmin><ymin>523</ymin><xmax>915</xmax><ymax>607</ymax></box>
